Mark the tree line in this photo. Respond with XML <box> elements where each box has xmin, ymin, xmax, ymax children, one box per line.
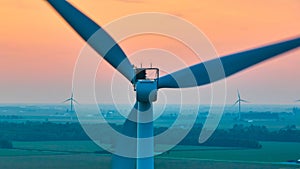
<box><xmin>0</xmin><ymin>121</ymin><xmax>299</xmax><ymax>149</ymax></box>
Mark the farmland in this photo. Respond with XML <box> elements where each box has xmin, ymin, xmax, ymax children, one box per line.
<box><xmin>0</xmin><ymin>141</ymin><xmax>299</xmax><ymax>169</ymax></box>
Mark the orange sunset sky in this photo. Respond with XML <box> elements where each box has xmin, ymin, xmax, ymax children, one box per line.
<box><xmin>0</xmin><ymin>0</ymin><xmax>300</xmax><ymax>104</ymax></box>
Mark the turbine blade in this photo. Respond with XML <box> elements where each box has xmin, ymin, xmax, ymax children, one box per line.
<box><xmin>295</xmin><ymin>100</ymin><xmax>300</xmax><ymax>102</ymax></box>
<box><xmin>112</xmin><ymin>102</ymin><xmax>138</xmax><ymax>169</ymax></box>
<box><xmin>47</xmin><ymin>0</ymin><xmax>134</xmax><ymax>82</ymax></box>
<box><xmin>63</xmin><ymin>98</ymin><xmax>71</xmax><ymax>103</ymax></box>
<box><xmin>158</xmin><ymin>37</ymin><xmax>300</xmax><ymax>88</ymax></box>
<box><xmin>123</xmin><ymin>103</ymin><xmax>138</xmax><ymax>138</ymax></box>
<box><xmin>233</xmin><ymin>100</ymin><xmax>239</xmax><ymax>106</ymax></box>
<box><xmin>73</xmin><ymin>99</ymin><xmax>79</xmax><ymax>104</ymax></box>
<box><xmin>237</xmin><ymin>89</ymin><xmax>240</xmax><ymax>99</ymax></box>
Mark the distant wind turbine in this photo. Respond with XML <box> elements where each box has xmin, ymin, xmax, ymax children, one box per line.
<box><xmin>63</xmin><ymin>92</ymin><xmax>78</xmax><ymax>113</ymax></box>
<box><xmin>233</xmin><ymin>89</ymin><xmax>249</xmax><ymax>120</ymax></box>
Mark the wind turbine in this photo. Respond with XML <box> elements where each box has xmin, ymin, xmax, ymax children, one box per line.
<box><xmin>46</xmin><ymin>1</ymin><xmax>300</xmax><ymax>169</ymax></box>
<box><xmin>63</xmin><ymin>92</ymin><xmax>78</xmax><ymax>113</ymax></box>
<box><xmin>233</xmin><ymin>89</ymin><xmax>249</xmax><ymax>120</ymax></box>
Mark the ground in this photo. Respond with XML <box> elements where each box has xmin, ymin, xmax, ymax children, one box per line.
<box><xmin>0</xmin><ymin>154</ymin><xmax>299</xmax><ymax>169</ymax></box>
<box><xmin>0</xmin><ymin>141</ymin><xmax>299</xmax><ymax>169</ymax></box>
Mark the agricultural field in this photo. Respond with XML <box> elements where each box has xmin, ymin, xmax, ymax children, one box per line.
<box><xmin>162</xmin><ymin>142</ymin><xmax>300</xmax><ymax>162</ymax></box>
<box><xmin>0</xmin><ymin>141</ymin><xmax>299</xmax><ymax>169</ymax></box>
<box><xmin>13</xmin><ymin>141</ymin><xmax>103</xmax><ymax>153</ymax></box>
<box><xmin>0</xmin><ymin>154</ymin><xmax>298</xmax><ymax>169</ymax></box>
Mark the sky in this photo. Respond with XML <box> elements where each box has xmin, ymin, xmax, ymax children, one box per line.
<box><xmin>0</xmin><ymin>0</ymin><xmax>300</xmax><ymax>104</ymax></box>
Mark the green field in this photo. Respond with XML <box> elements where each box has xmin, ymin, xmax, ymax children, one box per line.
<box><xmin>0</xmin><ymin>141</ymin><xmax>299</xmax><ymax>169</ymax></box>
<box><xmin>13</xmin><ymin>141</ymin><xmax>103</xmax><ymax>153</ymax></box>
<box><xmin>0</xmin><ymin>154</ymin><xmax>298</xmax><ymax>169</ymax></box>
<box><xmin>2</xmin><ymin>141</ymin><xmax>300</xmax><ymax>162</ymax></box>
<box><xmin>161</xmin><ymin>142</ymin><xmax>300</xmax><ymax>162</ymax></box>
<box><xmin>0</xmin><ymin>148</ymin><xmax>65</xmax><ymax>156</ymax></box>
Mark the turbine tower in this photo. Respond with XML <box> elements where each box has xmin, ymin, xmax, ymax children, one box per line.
<box><xmin>233</xmin><ymin>89</ymin><xmax>249</xmax><ymax>120</ymax></box>
<box><xmin>46</xmin><ymin>1</ymin><xmax>300</xmax><ymax>169</ymax></box>
<box><xmin>63</xmin><ymin>92</ymin><xmax>78</xmax><ymax>113</ymax></box>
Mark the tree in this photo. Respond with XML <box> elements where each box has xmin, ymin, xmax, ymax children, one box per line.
<box><xmin>0</xmin><ymin>140</ymin><xmax>13</xmax><ymax>149</ymax></box>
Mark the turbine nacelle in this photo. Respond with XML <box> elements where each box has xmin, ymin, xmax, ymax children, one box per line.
<box><xmin>134</xmin><ymin>67</ymin><xmax>159</xmax><ymax>103</ymax></box>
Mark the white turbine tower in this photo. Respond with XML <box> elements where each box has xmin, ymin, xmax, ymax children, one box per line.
<box><xmin>233</xmin><ymin>89</ymin><xmax>249</xmax><ymax>120</ymax></box>
<box><xmin>47</xmin><ymin>1</ymin><xmax>300</xmax><ymax>169</ymax></box>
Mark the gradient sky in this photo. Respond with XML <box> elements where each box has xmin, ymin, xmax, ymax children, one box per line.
<box><xmin>0</xmin><ymin>0</ymin><xmax>300</xmax><ymax>104</ymax></box>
